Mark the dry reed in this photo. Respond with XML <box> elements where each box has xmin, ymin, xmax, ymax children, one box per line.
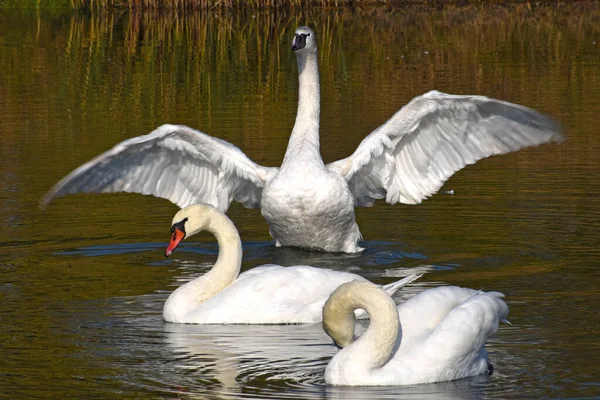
<box><xmin>63</xmin><ymin>0</ymin><xmax>563</xmax><ymax>12</ymax></box>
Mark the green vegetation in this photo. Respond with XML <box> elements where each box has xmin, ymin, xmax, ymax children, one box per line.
<box><xmin>0</xmin><ymin>0</ymin><xmax>72</xmax><ymax>17</ymax></box>
<box><xmin>2</xmin><ymin>1</ymin><xmax>598</xmax><ymax>151</ymax></box>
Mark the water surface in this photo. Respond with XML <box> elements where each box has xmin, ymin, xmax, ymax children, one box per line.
<box><xmin>1</xmin><ymin>4</ymin><xmax>599</xmax><ymax>399</ymax></box>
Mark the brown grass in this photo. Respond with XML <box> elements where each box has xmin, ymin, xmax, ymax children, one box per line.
<box><xmin>68</xmin><ymin>0</ymin><xmax>570</xmax><ymax>11</ymax></box>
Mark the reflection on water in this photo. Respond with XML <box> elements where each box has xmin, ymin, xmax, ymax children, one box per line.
<box><xmin>1</xmin><ymin>3</ymin><xmax>600</xmax><ymax>399</ymax></box>
<box><xmin>164</xmin><ymin>323</ymin><xmax>332</xmax><ymax>394</ymax></box>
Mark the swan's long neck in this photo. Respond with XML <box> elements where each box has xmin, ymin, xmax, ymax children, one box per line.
<box><xmin>163</xmin><ymin>209</ymin><xmax>242</xmax><ymax>322</ymax></box>
<box><xmin>201</xmin><ymin>212</ymin><xmax>243</xmax><ymax>287</ymax></box>
<box><xmin>323</xmin><ymin>282</ymin><xmax>400</xmax><ymax>372</ymax></box>
<box><xmin>282</xmin><ymin>51</ymin><xmax>322</xmax><ymax>166</ymax></box>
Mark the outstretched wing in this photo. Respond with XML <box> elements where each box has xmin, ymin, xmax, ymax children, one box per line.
<box><xmin>41</xmin><ymin>124</ymin><xmax>279</xmax><ymax>211</ymax></box>
<box><xmin>327</xmin><ymin>91</ymin><xmax>564</xmax><ymax>206</ymax></box>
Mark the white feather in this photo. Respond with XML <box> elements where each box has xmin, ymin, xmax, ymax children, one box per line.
<box><xmin>327</xmin><ymin>90</ymin><xmax>564</xmax><ymax>206</ymax></box>
<box><xmin>41</xmin><ymin>124</ymin><xmax>278</xmax><ymax>211</ymax></box>
<box><xmin>162</xmin><ymin>204</ymin><xmax>420</xmax><ymax>324</ymax></box>
<box><xmin>42</xmin><ymin>27</ymin><xmax>563</xmax><ymax>253</ymax></box>
<box><xmin>324</xmin><ymin>283</ymin><xmax>509</xmax><ymax>386</ymax></box>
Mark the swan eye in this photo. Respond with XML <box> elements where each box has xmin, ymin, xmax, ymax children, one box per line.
<box><xmin>171</xmin><ymin>218</ymin><xmax>188</xmax><ymax>234</ymax></box>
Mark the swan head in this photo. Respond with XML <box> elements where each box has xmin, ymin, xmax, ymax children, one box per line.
<box><xmin>322</xmin><ymin>281</ymin><xmax>367</xmax><ymax>348</ymax></box>
<box><xmin>292</xmin><ymin>26</ymin><xmax>317</xmax><ymax>55</ymax></box>
<box><xmin>165</xmin><ymin>204</ymin><xmax>218</xmax><ymax>257</ymax></box>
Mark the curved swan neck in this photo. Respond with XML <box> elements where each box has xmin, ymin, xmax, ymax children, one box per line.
<box><xmin>202</xmin><ymin>210</ymin><xmax>243</xmax><ymax>286</ymax></box>
<box><xmin>324</xmin><ymin>281</ymin><xmax>400</xmax><ymax>370</ymax></box>
<box><xmin>283</xmin><ymin>51</ymin><xmax>321</xmax><ymax>165</ymax></box>
<box><xmin>163</xmin><ymin>206</ymin><xmax>242</xmax><ymax>322</ymax></box>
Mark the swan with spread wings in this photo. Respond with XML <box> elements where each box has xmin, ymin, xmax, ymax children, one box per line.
<box><xmin>42</xmin><ymin>26</ymin><xmax>563</xmax><ymax>253</ymax></box>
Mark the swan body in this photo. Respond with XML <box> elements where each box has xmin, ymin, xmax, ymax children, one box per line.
<box><xmin>42</xmin><ymin>26</ymin><xmax>563</xmax><ymax>253</ymax></box>
<box><xmin>162</xmin><ymin>203</ymin><xmax>420</xmax><ymax>324</ymax></box>
<box><xmin>323</xmin><ymin>281</ymin><xmax>509</xmax><ymax>386</ymax></box>
<box><xmin>262</xmin><ymin>164</ymin><xmax>360</xmax><ymax>253</ymax></box>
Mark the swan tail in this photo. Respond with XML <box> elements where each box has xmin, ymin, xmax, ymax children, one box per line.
<box><xmin>470</xmin><ymin>291</ymin><xmax>510</xmax><ymax>324</ymax></box>
<box><xmin>382</xmin><ymin>273</ymin><xmax>422</xmax><ymax>297</ymax></box>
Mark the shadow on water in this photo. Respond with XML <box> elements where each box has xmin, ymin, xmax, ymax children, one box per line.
<box><xmin>55</xmin><ymin>239</ymin><xmax>450</xmax><ymax>277</ymax></box>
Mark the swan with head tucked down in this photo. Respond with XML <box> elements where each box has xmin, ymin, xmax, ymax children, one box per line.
<box><xmin>322</xmin><ymin>281</ymin><xmax>509</xmax><ymax>386</ymax></box>
<box><xmin>162</xmin><ymin>203</ymin><xmax>420</xmax><ymax>324</ymax></box>
<box><xmin>41</xmin><ymin>26</ymin><xmax>563</xmax><ymax>253</ymax></box>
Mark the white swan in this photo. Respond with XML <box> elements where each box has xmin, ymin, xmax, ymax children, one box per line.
<box><xmin>322</xmin><ymin>281</ymin><xmax>509</xmax><ymax>386</ymax></box>
<box><xmin>162</xmin><ymin>203</ymin><xmax>420</xmax><ymax>324</ymax></box>
<box><xmin>41</xmin><ymin>26</ymin><xmax>563</xmax><ymax>253</ymax></box>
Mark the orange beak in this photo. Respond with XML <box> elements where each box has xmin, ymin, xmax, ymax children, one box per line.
<box><xmin>165</xmin><ymin>228</ymin><xmax>185</xmax><ymax>257</ymax></box>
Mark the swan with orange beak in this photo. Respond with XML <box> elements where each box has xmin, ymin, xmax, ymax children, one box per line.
<box><xmin>159</xmin><ymin>203</ymin><xmax>420</xmax><ymax>324</ymax></box>
<box><xmin>166</xmin><ymin>217</ymin><xmax>188</xmax><ymax>257</ymax></box>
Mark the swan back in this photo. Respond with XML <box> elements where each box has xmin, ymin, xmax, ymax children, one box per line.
<box><xmin>386</xmin><ymin>289</ymin><xmax>508</xmax><ymax>385</ymax></box>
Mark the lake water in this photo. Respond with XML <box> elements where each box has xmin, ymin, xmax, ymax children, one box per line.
<box><xmin>1</xmin><ymin>3</ymin><xmax>599</xmax><ymax>398</ymax></box>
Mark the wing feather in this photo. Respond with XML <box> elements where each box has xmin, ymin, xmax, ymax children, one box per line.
<box><xmin>327</xmin><ymin>91</ymin><xmax>564</xmax><ymax>206</ymax></box>
<box><xmin>41</xmin><ymin>124</ymin><xmax>278</xmax><ymax>211</ymax></box>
